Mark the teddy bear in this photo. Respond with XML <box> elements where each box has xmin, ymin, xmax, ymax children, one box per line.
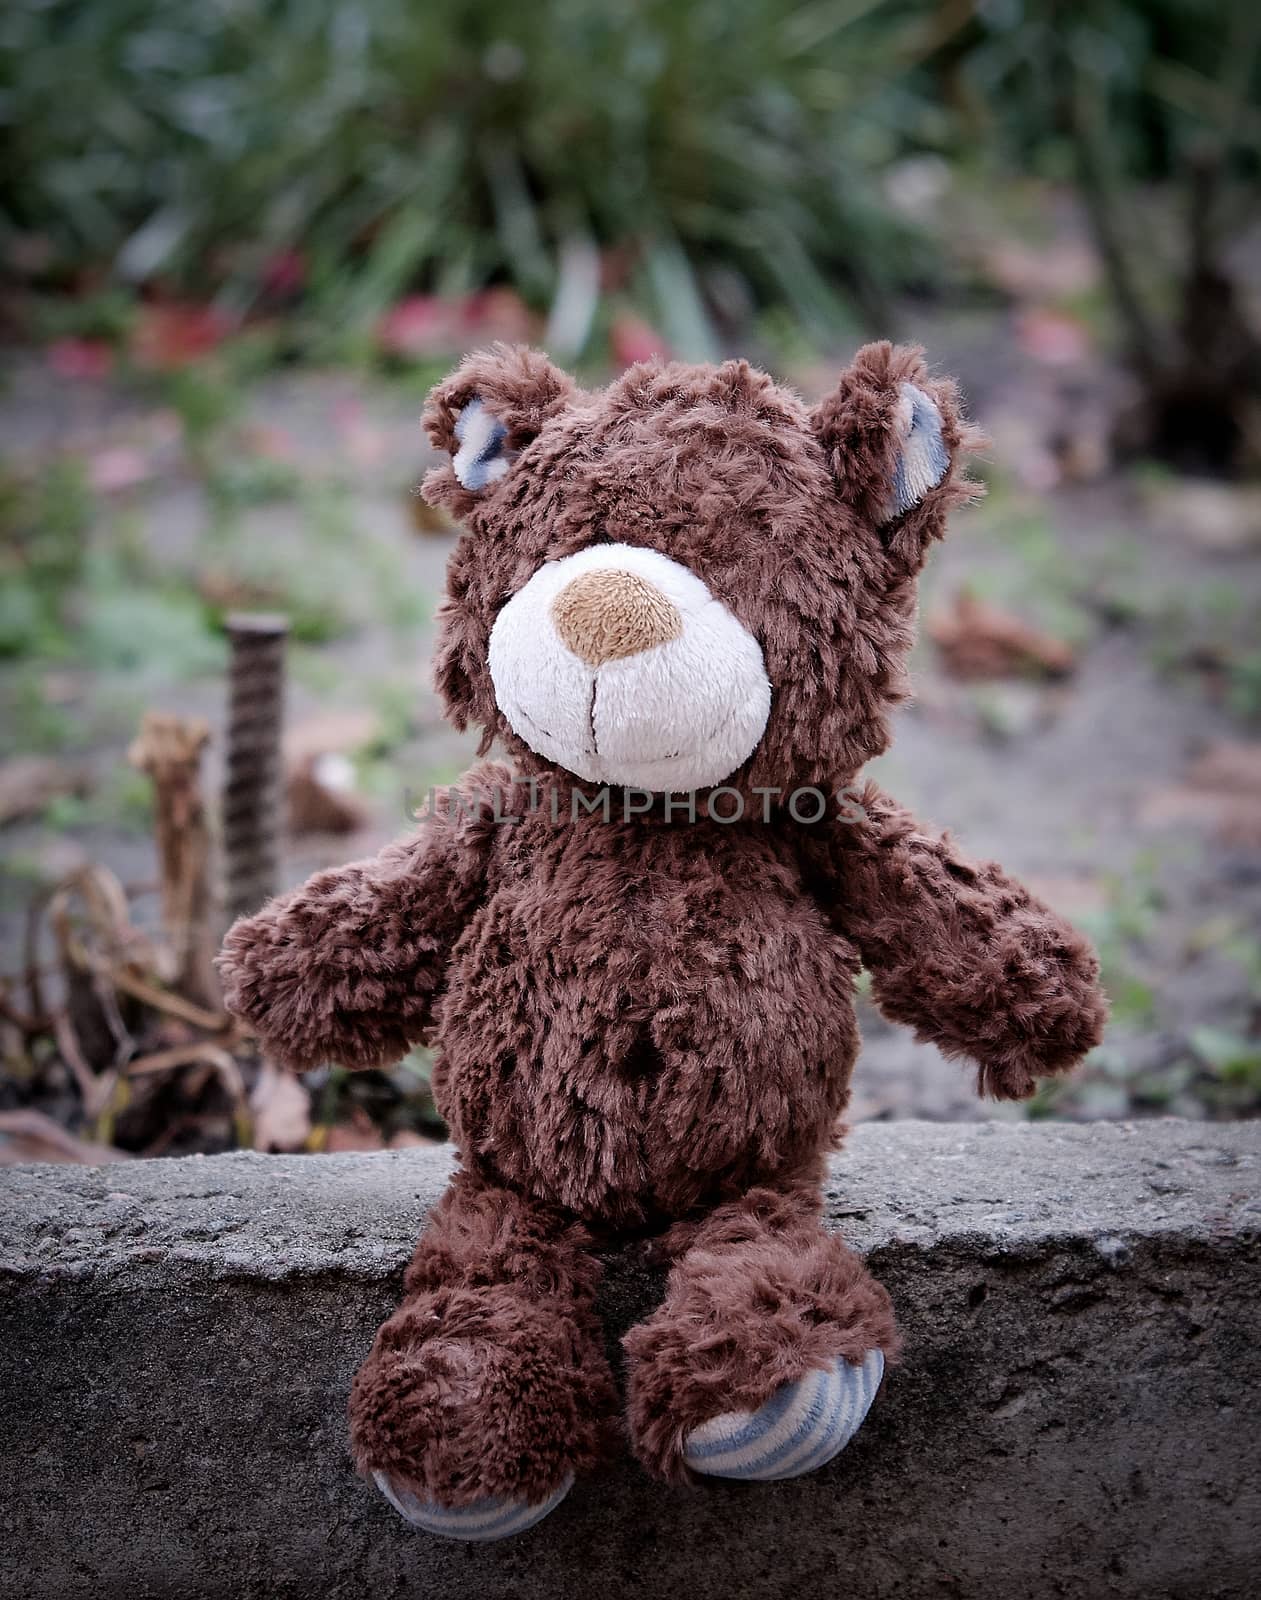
<box><xmin>219</xmin><ymin>341</ymin><xmax>1107</xmax><ymax>1541</ymax></box>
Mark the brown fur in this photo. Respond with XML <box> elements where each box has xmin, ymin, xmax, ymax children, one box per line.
<box><xmin>348</xmin><ymin>1171</ymin><xmax>618</xmax><ymax>1506</ymax></box>
<box><xmin>219</xmin><ymin>343</ymin><xmax>1107</xmax><ymax>1503</ymax></box>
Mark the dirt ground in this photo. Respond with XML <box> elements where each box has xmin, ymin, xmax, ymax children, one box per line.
<box><xmin>3</xmin><ymin>307</ymin><xmax>1260</xmax><ymax>1144</ymax></box>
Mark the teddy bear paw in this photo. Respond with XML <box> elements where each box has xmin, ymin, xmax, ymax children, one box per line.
<box><xmin>682</xmin><ymin>1350</ymin><xmax>884</xmax><ymax>1482</ymax></box>
<box><xmin>372</xmin><ymin>1470</ymin><xmax>574</xmax><ymax>1541</ymax></box>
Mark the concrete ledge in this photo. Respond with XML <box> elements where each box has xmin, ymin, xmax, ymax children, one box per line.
<box><xmin>2</xmin><ymin>1121</ymin><xmax>1259</xmax><ymax>1600</ymax></box>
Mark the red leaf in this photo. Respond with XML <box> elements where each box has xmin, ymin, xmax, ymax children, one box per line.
<box><xmin>459</xmin><ymin>287</ymin><xmax>532</xmax><ymax>343</ymax></box>
<box><xmin>611</xmin><ymin>314</ymin><xmax>668</xmax><ymax>368</ymax></box>
<box><xmin>261</xmin><ymin>248</ymin><xmax>305</xmax><ymax>296</ymax></box>
<box><xmin>377</xmin><ymin>289</ymin><xmax>534</xmax><ymax>360</ymax></box>
<box><xmin>131</xmin><ymin>304</ymin><xmax>234</xmax><ymax>370</ymax></box>
<box><xmin>377</xmin><ymin>296</ymin><xmax>458</xmax><ymax>359</ymax></box>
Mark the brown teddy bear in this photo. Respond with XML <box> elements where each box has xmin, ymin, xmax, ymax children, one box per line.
<box><xmin>219</xmin><ymin>342</ymin><xmax>1107</xmax><ymax>1541</ymax></box>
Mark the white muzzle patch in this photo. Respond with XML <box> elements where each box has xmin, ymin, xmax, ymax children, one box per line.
<box><xmin>488</xmin><ymin>543</ymin><xmax>771</xmax><ymax>792</ymax></box>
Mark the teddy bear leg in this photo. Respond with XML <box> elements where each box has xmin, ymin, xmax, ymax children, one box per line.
<box><xmin>349</xmin><ymin>1169</ymin><xmax>617</xmax><ymax>1539</ymax></box>
<box><xmin>624</xmin><ymin>1183</ymin><xmax>898</xmax><ymax>1484</ymax></box>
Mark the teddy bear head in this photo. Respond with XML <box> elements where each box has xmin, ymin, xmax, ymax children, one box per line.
<box><xmin>421</xmin><ymin>341</ymin><xmax>979</xmax><ymax>799</ymax></box>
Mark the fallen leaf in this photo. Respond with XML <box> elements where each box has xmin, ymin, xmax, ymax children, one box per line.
<box><xmin>288</xmin><ymin>753</ymin><xmax>369</xmax><ymax>836</ymax></box>
<box><xmin>0</xmin><ymin>1109</ymin><xmax>128</xmax><ymax>1165</ymax></box>
<box><xmin>1140</xmin><ymin>742</ymin><xmax>1261</xmax><ymax>848</ymax></box>
<box><xmin>0</xmin><ymin>756</ymin><xmax>92</xmax><ymax>826</ymax></box>
<box><xmin>929</xmin><ymin>590</ymin><xmax>1076</xmax><ymax>680</ymax></box>
<box><xmin>250</xmin><ymin>1063</ymin><xmax>312</xmax><ymax>1152</ymax></box>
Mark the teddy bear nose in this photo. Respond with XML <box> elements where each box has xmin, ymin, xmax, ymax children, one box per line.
<box><xmin>550</xmin><ymin>569</ymin><xmax>684</xmax><ymax>666</ymax></box>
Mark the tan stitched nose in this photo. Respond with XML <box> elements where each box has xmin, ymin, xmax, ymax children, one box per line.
<box><xmin>550</xmin><ymin>569</ymin><xmax>683</xmax><ymax>666</ymax></box>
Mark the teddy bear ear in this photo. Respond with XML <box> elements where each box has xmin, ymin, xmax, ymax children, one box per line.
<box><xmin>450</xmin><ymin>397</ymin><xmax>513</xmax><ymax>490</ymax></box>
<box><xmin>810</xmin><ymin>341</ymin><xmax>979</xmax><ymax>575</ymax></box>
<box><xmin>883</xmin><ymin>382</ymin><xmax>950</xmax><ymax>523</ymax></box>
<box><xmin>422</xmin><ymin>344</ymin><xmax>577</xmax><ymax>503</ymax></box>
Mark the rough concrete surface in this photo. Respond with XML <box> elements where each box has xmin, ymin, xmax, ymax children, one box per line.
<box><xmin>1</xmin><ymin>1120</ymin><xmax>1258</xmax><ymax>1600</ymax></box>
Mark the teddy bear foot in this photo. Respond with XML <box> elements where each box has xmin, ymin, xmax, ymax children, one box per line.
<box><xmin>624</xmin><ymin>1185</ymin><xmax>898</xmax><ymax>1482</ymax></box>
<box><xmin>349</xmin><ymin>1176</ymin><xmax>618</xmax><ymax>1532</ymax></box>
<box><xmin>682</xmin><ymin>1350</ymin><xmax>884</xmax><ymax>1481</ymax></box>
<box><xmin>350</xmin><ymin>1296</ymin><xmax>603</xmax><ymax>1534</ymax></box>
<box><xmin>372</xmin><ymin>1470</ymin><xmax>574</xmax><ymax>1541</ymax></box>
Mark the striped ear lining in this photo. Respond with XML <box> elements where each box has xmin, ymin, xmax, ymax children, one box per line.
<box><xmin>452</xmin><ymin>397</ymin><xmax>512</xmax><ymax>490</ymax></box>
<box><xmin>884</xmin><ymin>383</ymin><xmax>949</xmax><ymax>522</ymax></box>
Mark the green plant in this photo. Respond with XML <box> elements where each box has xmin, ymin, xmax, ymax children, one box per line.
<box><xmin>1</xmin><ymin>0</ymin><xmax>932</xmax><ymax>352</ymax></box>
<box><xmin>0</xmin><ymin>458</ymin><xmax>94</xmax><ymax>658</ymax></box>
<box><xmin>160</xmin><ymin>366</ymin><xmax>240</xmax><ymax>468</ymax></box>
<box><xmin>206</xmin><ymin>454</ymin><xmax>302</xmax><ymax>514</ymax></box>
<box><xmin>0</xmin><ymin>669</ymin><xmax>87</xmax><ymax>756</ymax></box>
<box><xmin>41</xmin><ymin>763</ymin><xmax>154</xmax><ymax>836</ymax></box>
<box><xmin>1225</xmin><ymin>650</ymin><xmax>1261</xmax><ymax>721</ymax></box>
<box><xmin>1076</xmin><ymin>855</ymin><xmax>1167</xmax><ymax>1029</ymax></box>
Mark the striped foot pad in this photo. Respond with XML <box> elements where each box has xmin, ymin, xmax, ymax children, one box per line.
<box><xmin>372</xmin><ymin>1470</ymin><xmax>573</xmax><ymax>1541</ymax></box>
<box><xmin>682</xmin><ymin>1350</ymin><xmax>885</xmax><ymax>1482</ymax></box>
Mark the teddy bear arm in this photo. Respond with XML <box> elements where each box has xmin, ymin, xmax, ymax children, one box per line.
<box><xmin>218</xmin><ymin>816</ymin><xmax>491</xmax><ymax>1074</ymax></box>
<box><xmin>807</xmin><ymin>783</ymin><xmax>1108</xmax><ymax>1100</ymax></box>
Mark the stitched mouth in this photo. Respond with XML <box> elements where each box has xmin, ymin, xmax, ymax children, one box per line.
<box><xmin>518</xmin><ymin>695</ymin><xmax>741</xmax><ymax>770</ymax></box>
<box><xmin>513</xmin><ymin>704</ymin><xmax>595</xmax><ymax>759</ymax></box>
<box><xmin>605</xmin><ymin>705</ymin><xmax>746</xmax><ymax>765</ymax></box>
<box><xmin>512</xmin><ymin>658</ymin><xmax>760</xmax><ymax>776</ymax></box>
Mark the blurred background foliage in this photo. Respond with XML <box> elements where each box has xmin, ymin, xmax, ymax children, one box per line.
<box><xmin>2</xmin><ymin>0</ymin><xmax>1256</xmax><ymax>387</ymax></box>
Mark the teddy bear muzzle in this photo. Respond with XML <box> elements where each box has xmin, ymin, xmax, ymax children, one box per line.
<box><xmin>487</xmin><ymin>540</ymin><xmax>772</xmax><ymax>793</ymax></box>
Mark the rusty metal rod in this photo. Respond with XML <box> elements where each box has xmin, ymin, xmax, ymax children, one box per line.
<box><xmin>223</xmin><ymin>613</ymin><xmax>288</xmax><ymax>923</ymax></box>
